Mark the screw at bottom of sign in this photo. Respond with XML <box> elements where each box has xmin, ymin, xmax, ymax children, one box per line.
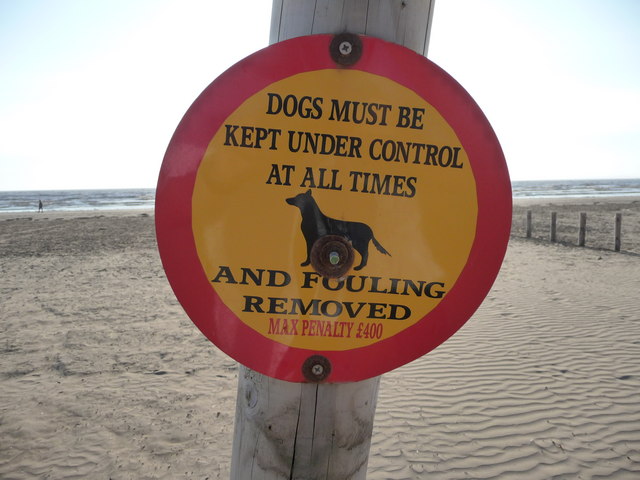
<box><xmin>302</xmin><ymin>355</ymin><xmax>331</xmax><ymax>382</ymax></box>
<box><xmin>339</xmin><ymin>41</ymin><xmax>352</xmax><ymax>55</ymax></box>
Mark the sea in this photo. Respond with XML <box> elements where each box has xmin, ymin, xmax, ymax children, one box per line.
<box><xmin>1</xmin><ymin>179</ymin><xmax>639</xmax><ymax>213</ymax></box>
<box><xmin>0</xmin><ymin>188</ymin><xmax>156</xmax><ymax>213</ymax></box>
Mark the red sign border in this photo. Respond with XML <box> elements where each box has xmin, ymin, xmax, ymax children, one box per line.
<box><xmin>156</xmin><ymin>34</ymin><xmax>511</xmax><ymax>382</ymax></box>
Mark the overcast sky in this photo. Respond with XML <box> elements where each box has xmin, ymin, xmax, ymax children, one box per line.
<box><xmin>1</xmin><ymin>0</ymin><xmax>638</xmax><ymax>191</ymax></box>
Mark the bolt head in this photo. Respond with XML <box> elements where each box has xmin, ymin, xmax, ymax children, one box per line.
<box><xmin>310</xmin><ymin>235</ymin><xmax>354</xmax><ymax>279</ymax></box>
<box><xmin>330</xmin><ymin>33</ymin><xmax>362</xmax><ymax>66</ymax></box>
<box><xmin>339</xmin><ymin>41</ymin><xmax>353</xmax><ymax>55</ymax></box>
<box><xmin>302</xmin><ymin>354</ymin><xmax>331</xmax><ymax>382</ymax></box>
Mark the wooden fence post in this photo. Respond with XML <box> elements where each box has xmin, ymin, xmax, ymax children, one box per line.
<box><xmin>550</xmin><ymin>211</ymin><xmax>557</xmax><ymax>242</ymax></box>
<box><xmin>230</xmin><ymin>2</ymin><xmax>435</xmax><ymax>478</ymax></box>
<box><xmin>579</xmin><ymin>212</ymin><xmax>587</xmax><ymax>247</ymax></box>
<box><xmin>526</xmin><ymin>210</ymin><xmax>532</xmax><ymax>238</ymax></box>
<box><xmin>614</xmin><ymin>213</ymin><xmax>622</xmax><ymax>252</ymax></box>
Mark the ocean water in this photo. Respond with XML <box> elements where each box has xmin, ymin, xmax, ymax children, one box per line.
<box><xmin>511</xmin><ymin>178</ymin><xmax>640</xmax><ymax>198</ymax></box>
<box><xmin>0</xmin><ymin>180</ymin><xmax>639</xmax><ymax>213</ymax></box>
<box><xmin>0</xmin><ymin>188</ymin><xmax>155</xmax><ymax>213</ymax></box>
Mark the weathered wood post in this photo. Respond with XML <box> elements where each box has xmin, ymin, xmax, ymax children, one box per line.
<box><xmin>526</xmin><ymin>210</ymin><xmax>532</xmax><ymax>238</ymax></box>
<box><xmin>550</xmin><ymin>211</ymin><xmax>557</xmax><ymax>242</ymax></box>
<box><xmin>269</xmin><ymin>0</ymin><xmax>435</xmax><ymax>51</ymax></box>
<box><xmin>231</xmin><ymin>366</ymin><xmax>381</xmax><ymax>479</ymax></box>
<box><xmin>614</xmin><ymin>212</ymin><xmax>622</xmax><ymax>252</ymax></box>
<box><xmin>579</xmin><ymin>212</ymin><xmax>587</xmax><ymax>247</ymax></box>
<box><xmin>230</xmin><ymin>2</ymin><xmax>436</xmax><ymax>479</ymax></box>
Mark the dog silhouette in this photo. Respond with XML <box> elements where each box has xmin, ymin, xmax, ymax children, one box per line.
<box><xmin>286</xmin><ymin>189</ymin><xmax>390</xmax><ymax>271</ymax></box>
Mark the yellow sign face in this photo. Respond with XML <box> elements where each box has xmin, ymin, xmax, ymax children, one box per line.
<box><xmin>192</xmin><ymin>69</ymin><xmax>477</xmax><ymax>351</ymax></box>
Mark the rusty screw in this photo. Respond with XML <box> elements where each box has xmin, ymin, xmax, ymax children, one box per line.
<box><xmin>330</xmin><ymin>33</ymin><xmax>362</xmax><ymax>66</ymax></box>
<box><xmin>310</xmin><ymin>235</ymin><xmax>354</xmax><ymax>279</ymax></box>
<box><xmin>302</xmin><ymin>355</ymin><xmax>331</xmax><ymax>382</ymax></box>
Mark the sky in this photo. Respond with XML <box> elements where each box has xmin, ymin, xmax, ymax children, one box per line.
<box><xmin>1</xmin><ymin>0</ymin><xmax>638</xmax><ymax>191</ymax></box>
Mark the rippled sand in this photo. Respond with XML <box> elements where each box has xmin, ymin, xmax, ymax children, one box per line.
<box><xmin>1</xmin><ymin>202</ymin><xmax>639</xmax><ymax>479</ymax></box>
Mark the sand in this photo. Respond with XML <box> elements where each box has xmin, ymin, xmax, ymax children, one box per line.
<box><xmin>1</xmin><ymin>199</ymin><xmax>639</xmax><ymax>479</ymax></box>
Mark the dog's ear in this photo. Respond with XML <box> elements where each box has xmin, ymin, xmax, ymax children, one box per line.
<box><xmin>305</xmin><ymin>189</ymin><xmax>312</xmax><ymax>196</ymax></box>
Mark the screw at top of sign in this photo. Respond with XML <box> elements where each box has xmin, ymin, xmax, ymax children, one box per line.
<box><xmin>339</xmin><ymin>41</ymin><xmax>352</xmax><ymax>55</ymax></box>
<box><xmin>329</xmin><ymin>33</ymin><xmax>362</xmax><ymax>66</ymax></box>
<box><xmin>329</xmin><ymin>251</ymin><xmax>340</xmax><ymax>265</ymax></box>
<box><xmin>311</xmin><ymin>364</ymin><xmax>324</xmax><ymax>376</ymax></box>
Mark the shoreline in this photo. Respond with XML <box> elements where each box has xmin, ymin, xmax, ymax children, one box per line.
<box><xmin>512</xmin><ymin>194</ymin><xmax>640</xmax><ymax>206</ymax></box>
<box><xmin>1</xmin><ymin>194</ymin><xmax>639</xmax><ymax>216</ymax></box>
<box><xmin>0</xmin><ymin>207</ymin><xmax>154</xmax><ymax>221</ymax></box>
<box><xmin>3</xmin><ymin>196</ymin><xmax>638</xmax><ymax>255</ymax></box>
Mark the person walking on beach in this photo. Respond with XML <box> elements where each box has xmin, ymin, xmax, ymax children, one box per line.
<box><xmin>38</xmin><ymin>199</ymin><xmax>43</xmax><ymax>212</ymax></box>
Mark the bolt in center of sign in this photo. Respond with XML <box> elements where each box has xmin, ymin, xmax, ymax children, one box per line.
<box><xmin>310</xmin><ymin>235</ymin><xmax>355</xmax><ymax>279</ymax></box>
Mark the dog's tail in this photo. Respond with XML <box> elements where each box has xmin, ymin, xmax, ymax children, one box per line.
<box><xmin>372</xmin><ymin>235</ymin><xmax>391</xmax><ymax>256</ymax></box>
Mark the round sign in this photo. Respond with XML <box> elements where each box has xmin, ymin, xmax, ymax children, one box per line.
<box><xmin>156</xmin><ymin>34</ymin><xmax>511</xmax><ymax>383</ymax></box>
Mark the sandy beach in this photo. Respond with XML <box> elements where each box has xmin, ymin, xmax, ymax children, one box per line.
<box><xmin>1</xmin><ymin>198</ymin><xmax>639</xmax><ymax>479</ymax></box>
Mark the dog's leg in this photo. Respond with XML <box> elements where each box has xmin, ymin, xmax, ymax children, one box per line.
<box><xmin>353</xmin><ymin>243</ymin><xmax>369</xmax><ymax>270</ymax></box>
<box><xmin>301</xmin><ymin>241</ymin><xmax>312</xmax><ymax>266</ymax></box>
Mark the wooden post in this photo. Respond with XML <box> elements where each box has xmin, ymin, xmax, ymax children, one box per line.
<box><xmin>579</xmin><ymin>212</ymin><xmax>587</xmax><ymax>247</ymax></box>
<box><xmin>614</xmin><ymin>213</ymin><xmax>622</xmax><ymax>252</ymax></box>
<box><xmin>230</xmin><ymin>2</ymin><xmax>435</xmax><ymax>479</ymax></box>
<box><xmin>270</xmin><ymin>0</ymin><xmax>435</xmax><ymax>55</ymax></box>
<box><xmin>526</xmin><ymin>210</ymin><xmax>532</xmax><ymax>238</ymax></box>
<box><xmin>231</xmin><ymin>366</ymin><xmax>380</xmax><ymax>479</ymax></box>
<box><xmin>550</xmin><ymin>211</ymin><xmax>557</xmax><ymax>242</ymax></box>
